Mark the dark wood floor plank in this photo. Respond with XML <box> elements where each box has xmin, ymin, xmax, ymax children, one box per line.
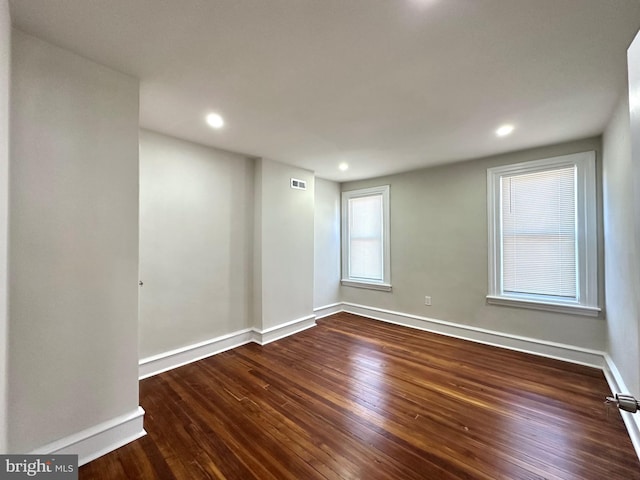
<box><xmin>234</xmin><ymin>349</ymin><xmax>477</xmax><ymax>479</ymax></box>
<box><xmin>253</xmin><ymin>333</ymin><xmax>589</xmax><ymax>479</ymax></box>
<box><xmin>80</xmin><ymin>313</ymin><xmax>640</xmax><ymax>480</ymax></box>
<box><xmin>204</xmin><ymin>349</ymin><xmax>446</xmax><ymax>480</ymax></box>
<box><xmin>196</xmin><ymin>355</ymin><xmax>381</xmax><ymax>480</ymax></box>
<box><xmin>258</xmin><ymin>325</ymin><xmax>626</xmax><ymax>478</ymax></box>
<box><xmin>240</xmin><ymin>344</ymin><xmax>544</xmax><ymax>479</ymax></box>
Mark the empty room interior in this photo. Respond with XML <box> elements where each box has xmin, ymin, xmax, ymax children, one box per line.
<box><xmin>3</xmin><ymin>0</ymin><xmax>640</xmax><ymax>478</ymax></box>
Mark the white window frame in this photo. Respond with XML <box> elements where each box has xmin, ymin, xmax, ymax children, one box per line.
<box><xmin>486</xmin><ymin>151</ymin><xmax>600</xmax><ymax>316</ymax></box>
<box><xmin>341</xmin><ymin>185</ymin><xmax>391</xmax><ymax>291</ymax></box>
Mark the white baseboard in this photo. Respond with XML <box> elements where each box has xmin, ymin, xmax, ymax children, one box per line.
<box><xmin>44</xmin><ymin>315</ymin><xmax>315</xmax><ymax>468</ymax></box>
<box><xmin>313</xmin><ymin>303</ymin><xmax>342</xmax><ymax>319</ymax></box>
<box><xmin>31</xmin><ymin>406</ymin><xmax>146</xmax><ymax>466</ymax></box>
<box><xmin>341</xmin><ymin>302</ymin><xmax>605</xmax><ymax>368</ymax></box>
<box><xmin>133</xmin><ymin>302</ymin><xmax>640</xmax><ymax>464</ymax></box>
<box><xmin>253</xmin><ymin>314</ymin><xmax>316</xmax><ymax>345</ymax></box>
<box><xmin>339</xmin><ymin>302</ymin><xmax>640</xmax><ymax>461</ymax></box>
<box><xmin>139</xmin><ymin>328</ymin><xmax>255</xmax><ymax>380</ymax></box>
<box><xmin>603</xmin><ymin>355</ymin><xmax>640</xmax><ymax>461</ymax></box>
<box><xmin>139</xmin><ymin>315</ymin><xmax>317</xmax><ymax>379</ymax></box>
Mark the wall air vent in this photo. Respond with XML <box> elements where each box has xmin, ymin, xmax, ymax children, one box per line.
<box><xmin>290</xmin><ymin>178</ymin><xmax>307</xmax><ymax>190</ymax></box>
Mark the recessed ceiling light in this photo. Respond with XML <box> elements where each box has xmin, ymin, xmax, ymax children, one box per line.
<box><xmin>495</xmin><ymin>124</ymin><xmax>514</xmax><ymax>137</ymax></box>
<box><xmin>339</xmin><ymin>162</ymin><xmax>349</xmax><ymax>171</ymax></box>
<box><xmin>206</xmin><ymin>113</ymin><xmax>224</xmax><ymax>129</ymax></box>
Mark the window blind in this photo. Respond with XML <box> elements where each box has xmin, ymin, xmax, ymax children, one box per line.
<box><xmin>501</xmin><ymin>166</ymin><xmax>577</xmax><ymax>299</ymax></box>
<box><xmin>348</xmin><ymin>194</ymin><xmax>383</xmax><ymax>281</ymax></box>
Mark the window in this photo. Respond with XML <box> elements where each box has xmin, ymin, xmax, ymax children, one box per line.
<box><xmin>487</xmin><ymin>151</ymin><xmax>599</xmax><ymax>316</ymax></box>
<box><xmin>341</xmin><ymin>185</ymin><xmax>391</xmax><ymax>291</ymax></box>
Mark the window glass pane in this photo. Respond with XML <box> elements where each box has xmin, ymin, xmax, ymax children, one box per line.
<box><xmin>501</xmin><ymin>166</ymin><xmax>577</xmax><ymax>298</ymax></box>
<box><xmin>349</xmin><ymin>194</ymin><xmax>383</xmax><ymax>281</ymax></box>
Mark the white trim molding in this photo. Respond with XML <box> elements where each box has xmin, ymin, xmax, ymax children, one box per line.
<box><xmin>253</xmin><ymin>314</ymin><xmax>316</xmax><ymax>345</ymax></box>
<box><xmin>134</xmin><ymin>302</ymin><xmax>640</xmax><ymax>462</ymax></box>
<box><xmin>139</xmin><ymin>315</ymin><xmax>317</xmax><ymax>379</ymax></box>
<box><xmin>341</xmin><ymin>280</ymin><xmax>392</xmax><ymax>291</ymax></box>
<box><xmin>486</xmin><ymin>151</ymin><xmax>599</xmax><ymax>315</ymax></box>
<box><xmin>341</xmin><ymin>302</ymin><xmax>605</xmax><ymax>368</ymax></box>
<box><xmin>603</xmin><ymin>355</ymin><xmax>640</xmax><ymax>461</ymax></box>
<box><xmin>486</xmin><ymin>295</ymin><xmax>601</xmax><ymax>317</ymax></box>
<box><xmin>139</xmin><ymin>328</ymin><xmax>255</xmax><ymax>380</ymax></box>
<box><xmin>341</xmin><ymin>185</ymin><xmax>391</xmax><ymax>290</ymax></box>
<box><xmin>140</xmin><ymin>304</ymin><xmax>604</xmax><ymax>377</ymax></box>
<box><xmin>31</xmin><ymin>407</ymin><xmax>146</xmax><ymax>466</ymax></box>
<box><xmin>313</xmin><ymin>303</ymin><xmax>343</xmax><ymax>319</ymax></box>
<box><xmin>339</xmin><ymin>302</ymin><xmax>640</xmax><ymax>460</ymax></box>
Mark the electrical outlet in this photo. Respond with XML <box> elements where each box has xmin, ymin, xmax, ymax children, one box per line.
<box><xmin>424</xmin><ymin>296</ymin><xmax>432</xmax><ymax>306</ymax></box>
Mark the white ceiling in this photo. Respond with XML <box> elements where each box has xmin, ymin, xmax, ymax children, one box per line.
<box><xmin>9</xmin><ymin>0</ymin><xmax>640</xmax><ymax>181</ymax></box>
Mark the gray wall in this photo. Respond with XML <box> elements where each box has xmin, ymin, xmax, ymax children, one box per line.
<box><xmin>139</xmin><ymin>130</ymin><xmax>254</xmax><ymax>358</ymax></box>
<box><xmin>9</xmin><ymin>30</ymin><xmax>140</xmax><ymax>452</ymax></box>
<box><xmin>0</xmin><ymin>0</ymin><xmax>9</xmax><ymax>453</ymax></box>
<box><xmin>140</xmin><ymin>139</ymin><xmax>316</xmax><ymax>353</ymax></box>
<box><xmin>313</xmin><ymin>178</ymin><xmax>340</xmax><ymax>309</ymax></box>
<box><xmin>603</xmin><ymin>89</ymin><xmax>640</xmax><ymax>397</ymax></box>
<box><xmin>341</xmin><ymin>137</ymin><xmax>606</xmax><ymax>351</ymax></box>
<box><xmin>254</xmin><ymin>158</ymin><xmax>314</xmax><ymax>329</ymax></box>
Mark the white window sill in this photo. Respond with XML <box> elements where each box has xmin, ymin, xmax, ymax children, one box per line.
<box><xmin>486</xmin><ymin>295</ymin><xmax>601</xmax><ymax>317</ymax></box>
<box><xmin>341</xmin><ymin>279</ymin><xmax>392</xmax><ymax>292</ymax></box>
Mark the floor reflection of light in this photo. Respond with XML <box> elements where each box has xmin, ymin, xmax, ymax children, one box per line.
<box><xmin>345</xmin><ymin>343</ymin><xmax>389</xmax><ymax>443</ymax></box>
<box><xmin>498</xmin><ymin>400</ymin><xmax>584</xmax><ymax>478</ymax></box>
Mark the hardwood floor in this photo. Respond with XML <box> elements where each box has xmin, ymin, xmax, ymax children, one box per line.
<box><xmin>81</xmin><ymin>313</ymin><xmax>640</xmax><ymax>479</ymax></box>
